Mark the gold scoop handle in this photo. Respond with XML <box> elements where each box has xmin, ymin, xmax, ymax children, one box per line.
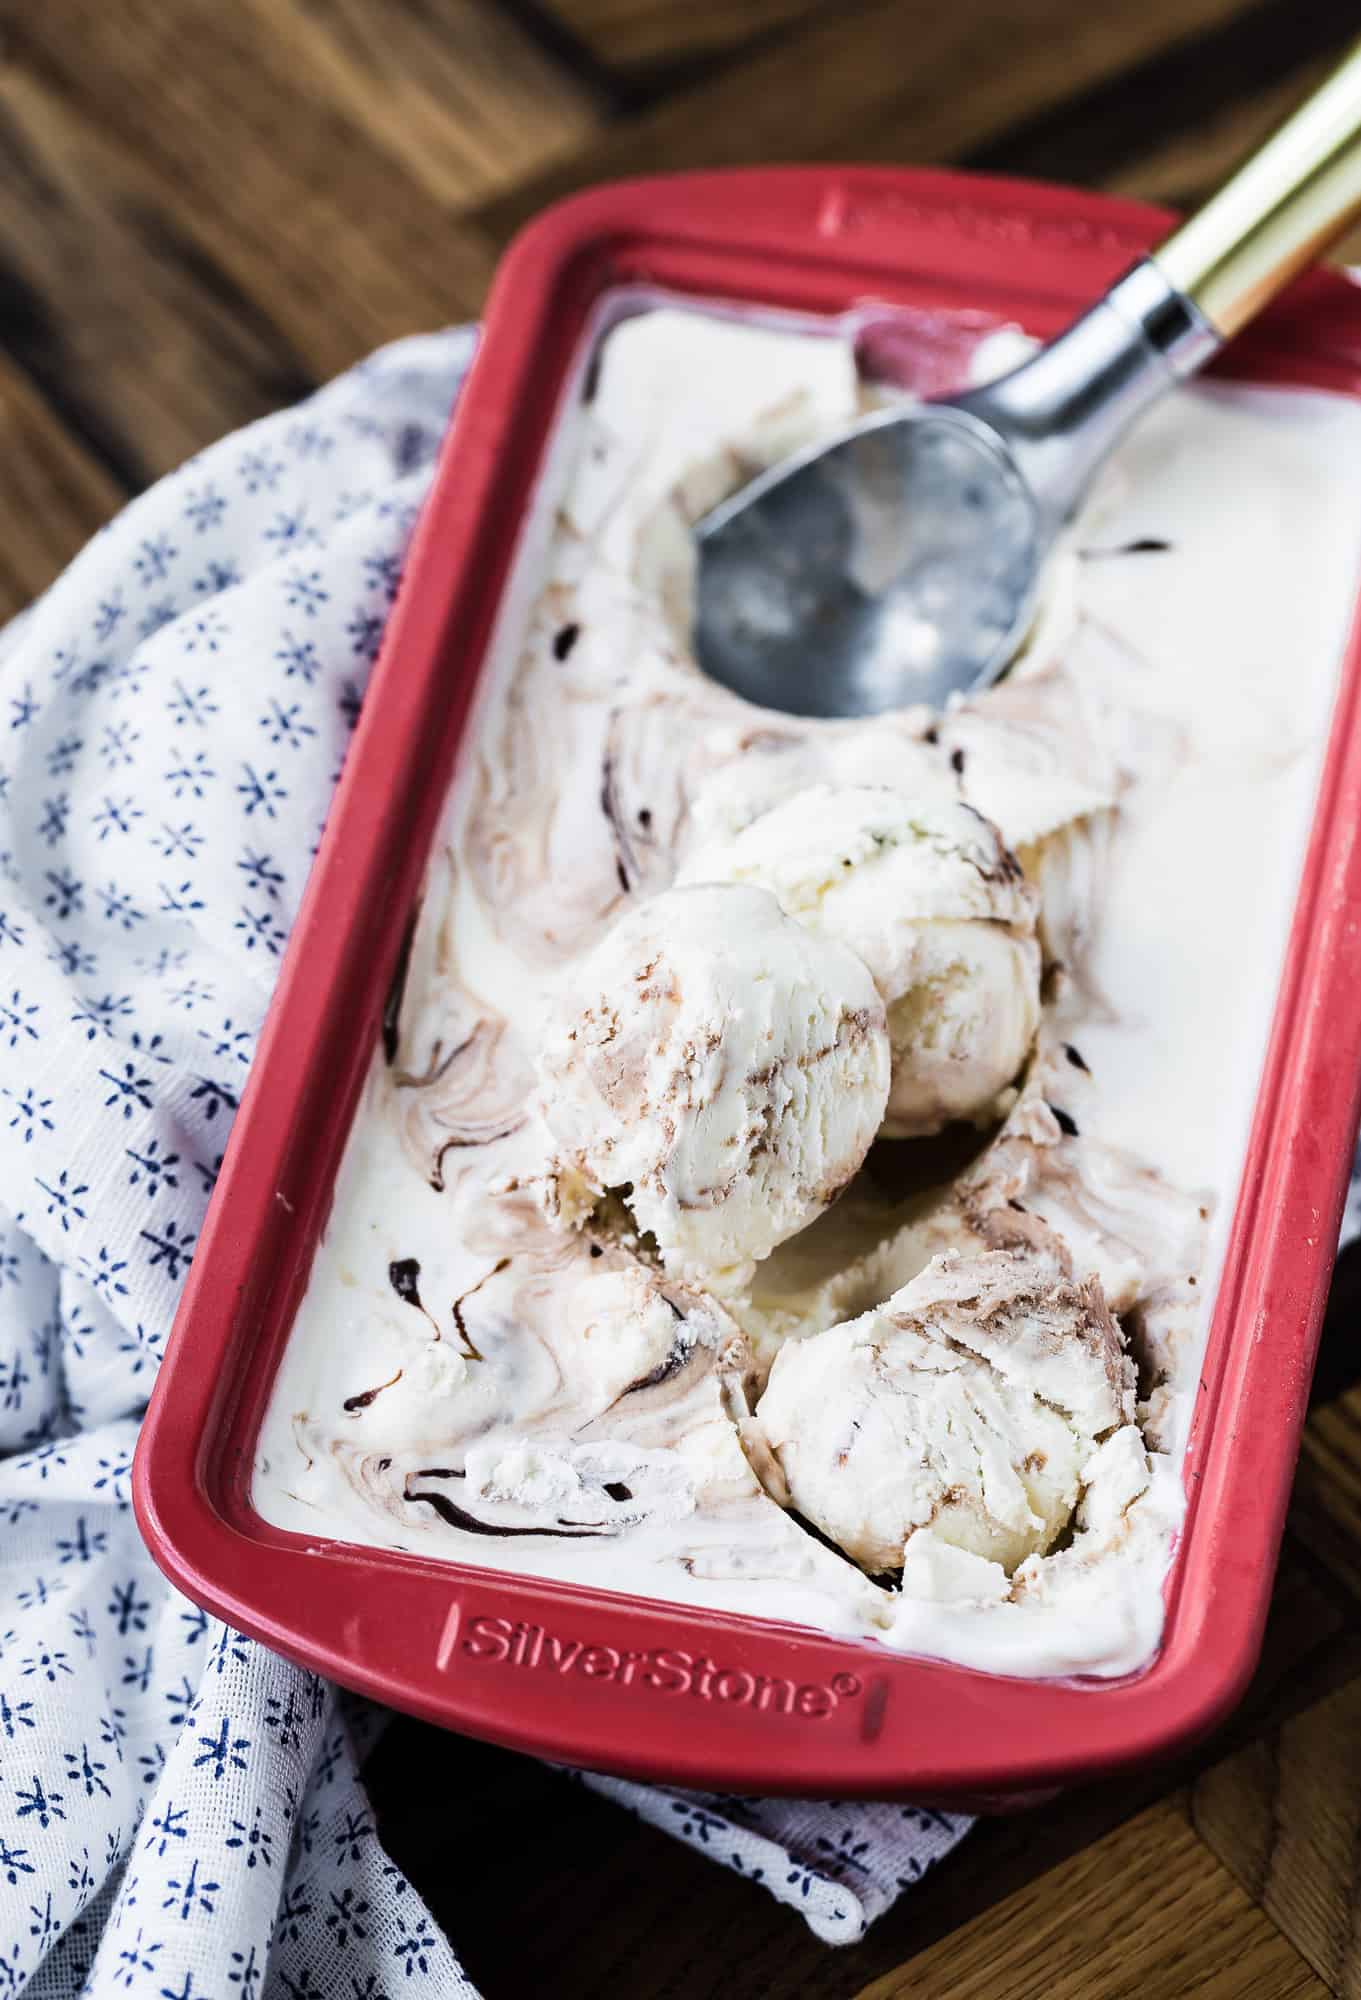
<box><xmin>1153</xmin><ymin>40</ymin><xmax>1361</xmax><ymax>337</ymax></box>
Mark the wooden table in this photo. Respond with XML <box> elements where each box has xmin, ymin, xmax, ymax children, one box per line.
<box><xmin>8</xmin><ymin>4</ymin><xmax>1361</xmax><ymax>1993</ymax></box>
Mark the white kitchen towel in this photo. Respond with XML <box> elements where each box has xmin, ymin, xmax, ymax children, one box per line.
<box><xmin>0</xmin><ymin>327</ymin><xmax>976</xmax><ymax>1997</ymax></box>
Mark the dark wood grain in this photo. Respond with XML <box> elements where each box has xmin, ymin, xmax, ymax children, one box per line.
<box><xmin>5</xmin><ymin>0</ymin><xmax>500</xmax><ymax>390</ymax></box>
<box><xmin>861</xmin><ymin>1799</ymin><xmax>1329</xmax><ymax>2000</ymax></box>
<box><xmin>966</xmin><ymin>0</ymin><xmax>1350</xmax><ymax>194</ymax></box>
<box><xmin>0</xmin><ymin>62</ymin><xmax>319</xmax><ymax>488</ymax></box>
<box><xmin>0</xmin><ymin>352</ymin><xmax>125</xmax><ymax>623</ymax></box>
<box><xmin>542</xmin><ymin>0</ymin><xmax>828</xmax><ymax>77</ymax></box>
<box><xmin>1195</xmin><ymin>1676</ymin><xmax>1361</xmax><ymax>1996</ymax></box>
<box><xmin>1292</xmin><ymin>1387</ymin><xmax>1361</xmax><ymax>1610</ymax></box>
<box><xmin>279</xmin><ymin>0</ymin><xmax>606</xmax><ymax>198</ymax></box>
<box><xmin>470</xmin><ymin>0</ymin><xmax>1272</xmax><ymax>249</ymax></box>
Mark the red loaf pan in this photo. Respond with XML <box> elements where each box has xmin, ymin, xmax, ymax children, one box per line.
<box><xmin>135</xmin><ymin>167</ymin><xmax>1361</xmax><ymax>1807</ymax></box>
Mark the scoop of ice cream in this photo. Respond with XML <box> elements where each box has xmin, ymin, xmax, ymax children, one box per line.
<box><xmin>754</xmin><ymin>1247</ymin><xmax>1134</xmax><ymax>1574</ymax></box>
<box><xmin>678</xmin><ymin>783</ymin><xmax>1041</xmax><ymax>1136</ymax></box>
<box><xmin>681</xmin><ymin>722</ymin><xmax>955</xmax><ymax>856</ymax></box>
<box><xmin>535</xmin><ymin>883</ymin><xmax>890</xmax><ymax>1292</ymax></box>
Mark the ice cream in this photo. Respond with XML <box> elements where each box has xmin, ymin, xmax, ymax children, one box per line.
<box><xmin>754</xmin><ymin>1248</ymin><xmax>1137</xmax><ymax>1576</ymax></box>
<box><xmin>252</xmin><ymin>302</ymin><xmax>1361</xmax><ymax>1680</ymax></box>
<box><xmin>677</xmin><ymin>783</ymin><xmax>1041</xmax><ymax>1134</ymax></box>
<box><xmin>535</xmin><ymin>881</ymin><xmax>890</xmax><ymax>1289</ymax></box>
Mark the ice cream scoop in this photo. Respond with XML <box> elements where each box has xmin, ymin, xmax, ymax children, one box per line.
<box><xmin>535</xmin><ymin>882</ymin><xmax>890</xmax><ymax>1291</ymax></box>
<box><xmin>754</xmin><ymin>1248</ymin><xmax>1136</xmax><ymax>1575</ymax></box>
<box><xmin>678</xmin><ymin>783</ymin><xmax>1040</xmax><ymax>1135</ymax></box>
<box><xmin>695</xmin><ymin>44</ymin><xmax>1361</xmax><ymax>717</ymax></box>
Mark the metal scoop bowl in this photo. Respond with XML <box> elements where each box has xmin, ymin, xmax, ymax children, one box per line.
<box><xmin>695</xmin><ymin>43</ymin><xmax>1361</xmax><ymax>720</ymax></box>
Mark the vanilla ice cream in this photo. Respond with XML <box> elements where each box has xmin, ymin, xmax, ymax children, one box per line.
<box><xmin>678</xmin><ymin>783</ymin><xmax>1041</xmax><ymax>1134</ymax></box>
<box><xmin>755</xmin><ymin>1248</ymin><xmax>1136</xmax><ymax>1575</ymax></box>
<box><xmin>535</xmin><ymin>881</ymin><xmax>890</xmax><ymax>1289</ymax></box>
<box><xmin>252</xmin><ymin>303</ymin><xmax>1361</xmax><ymax>1680</ymax></box>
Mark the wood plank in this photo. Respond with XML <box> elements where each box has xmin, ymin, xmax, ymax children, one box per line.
<box><xmin>1102</xmin><ymin>57</ymin><xmax>1337</xmax><ymax>207</ymax></box>
<box><xmin>471</xmin><ymin>0</ymin><xmax>1267</xmax><ymax>249</ymax></box>
<box><xmin>965</xmin><ymin>5</ymin><xmax>1348</xmax><ymax>195</ymax></box>
<box><xmin>856</xmin><ymin>1796</ymin><xmax>1328</xmax><ymax>2000</ymax></box>
<box><xmin>1194</xmin><ymin>1674</ymin><xmax>1361</xmax><ymax>1997</ymax></box>
<box><xmin>6</xmin><ymin>0</ymin><xmax>500</xmax><ymax>397</ymax></box>
<box><xmin>0</xmin><ymin>0</ymin><xmax>605</xmax><ymax>487</ymax></box>
<box><xmin>1306</xmin><ymin>1239</ymin><xmax>1361</xmax><ymax>1417</ymax></box>
<box><xmin>0</xmin><ymin>63</ymin><xmax>321</xmax><ymax>486</ymax></box>
<box><xmin>268</xmin><ymin>0</ymin><xmax>604</xmax><ymax>203</ymax></box>
<box><xmin>0</xmin><ymin>355</ymin><xmax>124</xmax><ymax>624</ymax></box>
<box><xmin>542</xmin><ymin>0</ymin><xmax>826</xmax><ymax>73</ymax></box>
<box><xmin>1292</xmin><ymin>1387</ymin><xmax>1361</xmax><ymax>1611</ymax></box>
